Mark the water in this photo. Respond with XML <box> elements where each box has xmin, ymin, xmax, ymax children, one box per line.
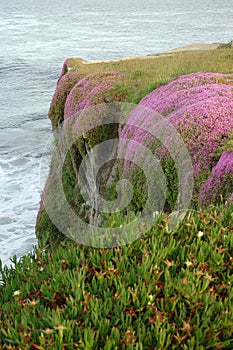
<box><xmin>0</xmin><ymin>0</ymin><xmax>233</xmax><ymax>267</ymax></box>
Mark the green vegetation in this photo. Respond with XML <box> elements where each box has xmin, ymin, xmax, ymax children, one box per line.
<box><xmin>218</xmin><ymin>41</ymin><xmax>233</xmax><ymax>49</ymax></box>
<box><xmin>36</xmin><ymin>47</ymin><xmax>233</xmax><ymax>245</ymax></box>
<box><xmin>1</xmin><ymin>47</ymin><xmax>233</xmax><ymax>349</ymax></box>
<box><xmin>1</xmin><ymin>204</ymin><xmax>233</xmax><ymax>349</ymax></box>
<box><xmin>67</xmin><ymin>47</ymin><xmax>233</xmax><ymax>104</ymax></box>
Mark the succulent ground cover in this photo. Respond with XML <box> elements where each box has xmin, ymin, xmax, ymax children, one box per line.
<box><xmin>38</xmin><ymin>47</ymin><xmax>233</xmax><ymax>252</ymax></box>
<box><xmin>1</xmin><ymin>47</ymin><xmax>233</xmax><ymax>349</ymax></box>
<box><xmin>37</xmin><ymin>71</ymin><xmax>126</xmax><ymax>247</ymax></box>
<box><xmin>119</xmin><ymin>72</ymin><xmax>233</xmax><ymax>208</ymax></box>
<box><xmin>64</xmin><ymin>71</ymin><xmax>125</xmax><ymax>120</ymax></box>
<box><xmin>63</xmin><ymin>71</ymin><xmax>125</xmax><ymax>156</ymax></box>
<box><xmin>48</xmin><ymin>71</ymin><xmax>84</xmax><ymax>130</ymax></box>
<box><xmin>199</xmin><ymin>151</ymin><xmax>233</xmax><ymax>206</ymax></box>
<box><xmin>1</xmin><ymin>204</ymin><xmax>233</xmax><ymax>349</ymax></box>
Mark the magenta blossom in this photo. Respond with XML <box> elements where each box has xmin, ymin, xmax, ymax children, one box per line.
<box><xmin>119</xmin><ymin>72</ymin><xmax>233</xmax><ymax>207</ymax></box>
<box><xmin>198</xmin><ymin>151</ymin><xmax>233</xmax><ymax>205</ymax></box>
<box><xmin>64</xmin><ymin>71</ymin><xmax>124</xmax><ymax>120</ymax></box>
<box><xmin>49</xmin><ymin>71</ymin><xmax>84</xmax><ymax>128</ymax></box>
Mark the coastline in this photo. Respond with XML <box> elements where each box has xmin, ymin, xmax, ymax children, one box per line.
<box><xmin>1</xmin><ymin>42</ymin><xmax>233</xmax><ymax>348</ymax></box>
<box><xmin>72</xmin><ymin>42</ymin><xmax>221</xmax><ymax>65</ymax></box>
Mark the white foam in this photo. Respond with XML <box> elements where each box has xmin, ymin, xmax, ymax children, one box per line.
<box><xmin>0</xmin><ymin>117</ymin><xmax>51</xmax><ymax>268</ymax></box>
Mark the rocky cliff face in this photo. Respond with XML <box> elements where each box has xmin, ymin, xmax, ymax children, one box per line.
<box><xmin>36</xmin><ymin>56</ymin><xmax>233</xmax><ymax>247</ymax></box>
<box><xmin>36</xmin><ymin>64</ymin><xmax>128</xmax><ymax>246</ymax></box>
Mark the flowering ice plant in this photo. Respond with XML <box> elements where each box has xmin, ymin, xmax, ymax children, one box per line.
<box><xmin>119</xmin><ymin>72</ymin><xmax>233</xmax><ymax>206</ymax></box>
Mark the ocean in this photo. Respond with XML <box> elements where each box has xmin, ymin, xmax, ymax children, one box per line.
<box><xmin>0</xmin><ymin>0</ymin><xmax>232</xmax><ymax>267</ymax></box>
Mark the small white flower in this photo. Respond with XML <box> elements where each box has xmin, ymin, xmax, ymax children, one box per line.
<box><xmin>13</xmin><ymin>290</ymin><xmax>21</xmax><ymax>296</ymax></box>
<box><xmin>197</xmin><ymin>231</ymin><xmax>204</xmax><ymax>238</ymax></box>
<box><xmin>185</xmin><ymin>260</ymin><xmax>193</xmax><ymax>267</ymax></box>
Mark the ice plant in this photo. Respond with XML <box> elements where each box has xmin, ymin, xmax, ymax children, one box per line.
<box><xmin>119</xmin><ymin>72</ymin><xmax>233</xmax><ymax>207</ymax></box>
<box><xmin>140</xmin><ymin>72</ymin><xmax>233</xmax><ymax>116</ymax></box>
<box><xmin>138</xmin><ymin>75</ymin><xmax>233</xmax><ymax>175</ymax></box>
<box><xmin>49</xmin><ymin>71</ymin><xmax>83</xmax><ymax>129</ymax></box>
<box><xmin>199</xmin><ymin>151</ymin><xmax>233</xmax><ymax>205</ymax></box>
<box><xmin>64</xmin><ymin>71</ymin><xmax>124</xmax><ymax>119</ymax></box>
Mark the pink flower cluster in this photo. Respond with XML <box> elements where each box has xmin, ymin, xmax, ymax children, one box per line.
<box><xmin>64</xmin><ymin>72</ymin><xmax>124</xmax><ymax>119</ymax></box>
<box><xmin>51</xmin><ymin>71</ymin><xmax>83</xmax><ymax>106</ymax></box>
<box><xmin>199</xmin><ymin>151</ymin><xmax>233</xmax><ymax>205</ymax></box>
<box><xmin>119</xmin><ymin>72</ymin><xmax>233</xmax><ymax>206</ymax></box>
<box><xmin>141</xmin><ymin>72</ymin><xmax>233</xmax><ymax>115</ymax></box>
<box><xmin>49</xmin><ymin>71</ymin><xmax>83</xmax><ymax>127</ymax></box>
<box><xmin>165</xmin><ymin>90</ymin><xmax>233</xmax><ymax>174</ymax></box>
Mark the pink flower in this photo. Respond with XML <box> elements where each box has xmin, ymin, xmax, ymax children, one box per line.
<box><xmin>118</xmin><ymin>72</ymin><xmax>233</xmax><ymax>207</ymax></box>
<box><xmin>199</xmin><ymin>151</ymin><xmax>233</xmax><ymax>205</ymax></box>
<box><xmin>49</xmin><ymin>71</ymin><xmax>83</xmax><ymax>128</ymax></box>
<box><xmin>64</xmin><ymin>71</ymin><xmax>124</xmax><ymax>120</ymax></box>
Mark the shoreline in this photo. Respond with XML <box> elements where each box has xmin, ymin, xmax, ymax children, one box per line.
<box><xmin>74</xmin><ymin>42</ymin><xmax>221</xmax><ymax>65</ymax></box>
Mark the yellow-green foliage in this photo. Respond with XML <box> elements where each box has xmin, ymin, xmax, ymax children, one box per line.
<box><xmin>66</xmin><ymin>48</ymin><xmax>233</xmax><ymax>104</ymax></box>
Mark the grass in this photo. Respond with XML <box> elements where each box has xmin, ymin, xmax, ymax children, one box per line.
<box><xmin>67</xmin><ymin>48</ymin><xmax>233</xmax><ymax>104</ymax></box>
<box><xmin>218</xmin><ymin>41</ymin><xmax>233</xmax><ymax>49</ymax></box>
<box><xmin>1</xmin><ymin>47</ymin><xmax>233</xmax><ymax>349</ymax></box>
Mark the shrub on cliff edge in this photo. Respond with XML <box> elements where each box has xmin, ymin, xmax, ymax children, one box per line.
<box><xmin>48</xmin><ymin>72</ymin><xmax>83</xmax><ymax>130</ymax></box>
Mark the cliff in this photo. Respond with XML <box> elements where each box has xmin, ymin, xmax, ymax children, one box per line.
<box><xmin>36</xmin><ymin>46</ymin><xmax>233</xmax><ymax>247</ymax></box>
<box><xmin>1</xmin><ymin>44</ymin><xmax>233</xmax><ymax>350</ymax></box>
